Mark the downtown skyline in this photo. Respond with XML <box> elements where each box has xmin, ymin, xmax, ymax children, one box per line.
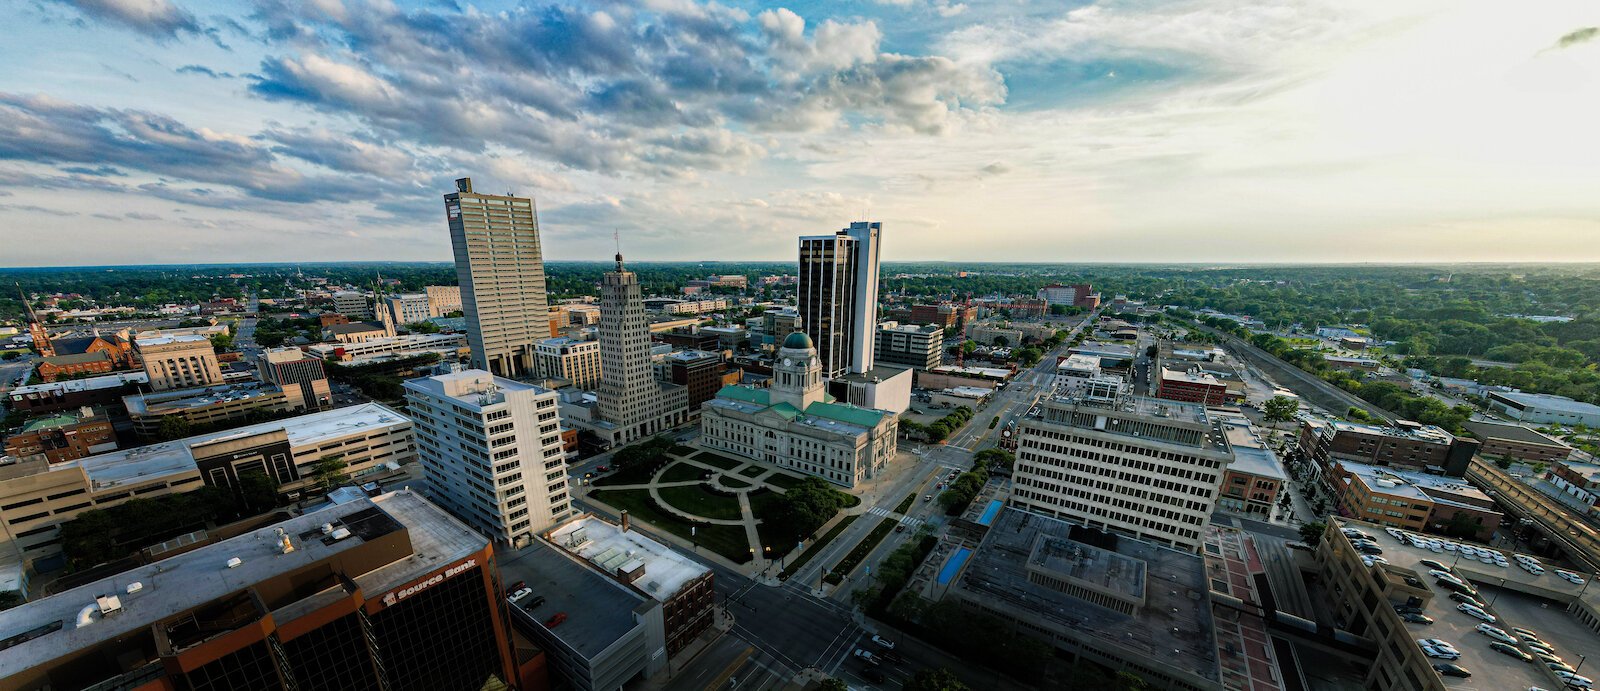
<box><xmin>2</xmin><ymin>0</ymin><xmax>1599</xmax><ymax>267</ymax></box>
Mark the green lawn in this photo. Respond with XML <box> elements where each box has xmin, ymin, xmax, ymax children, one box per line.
<box><xmin>656</xmin><ymin>484</ymin><xmax>744</xmax><ymax>521</ymax></box>
<box><xmin>737</xmin><ymin>464</ymin><xmax>767</xmax><ymax>478</ymax></box>
<box><xmin>720</xmin><ymin>475</ymin><xmax>753</xmax><ymax>489</ymax></box>
<box><xmin>589</xmin><ymin>489</ymin><xmax>752</xmax><ymax>563</ymax></box>
<box><xmin>591</xmin><ymin>460</ymin><xmax>665</xmax><ymax>487</ymax></box>
<box><xmin>693</xmin><ymin>451</ymin><xmax>745</xmax><ymax>470</ymax></box>
<box><xmin>660</xmin><ymin>462</ymin><xmax>706</xmax><ymax>483</ymax></box>
<box><xmin>893</xmin><ymin>491</ymin><xmax>917</xmax><ymax>514</ymax></box>
<box><xmin>763</xmin><ymin>472</ymin><xmax>805</xmax><ymax>490</ymax></box>
<box><xmin>825</xmin><ymin>517</ymin><xmax>896</xmax><ymax>585</ymax></box>
<box><xmin>782</xmin><ymin>514</ymin><xmax>858</xmax><ymax>578</ymax></box>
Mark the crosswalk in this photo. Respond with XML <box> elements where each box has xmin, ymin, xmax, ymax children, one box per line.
<box><xmin>867</xmin><ymin>506</ymin><xmax>926</xmax><ymax>530</ymax></box>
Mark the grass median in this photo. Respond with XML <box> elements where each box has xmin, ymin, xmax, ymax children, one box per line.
<box><xmin>824</xmin><ymin>517</ymin><xmax>896</xmax><ymax>585</ymax></box>
<box><xmin>782</xmin><ymin>514</ymin><xmax>859</xmax><ymax>578</ymax></box>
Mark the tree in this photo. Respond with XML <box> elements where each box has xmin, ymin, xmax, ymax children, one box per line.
<box><xmin>903</xmin><ymin>668</ymin><xmax>969</xmax><ymax>691</ymax></box>
<box><xmin>311</xmin><ymin>455</ymin><xmax>349</xmax><ymax>492</ymax></box>
<box><xmin>973</xmin><ymin>448</ymin><xmax>1014</xmax><ymax>470</ymax></box>
<box><xmin>960</xmin><ymin>340</ymin><xmax>977</xmax><ymax>355</ymax></box>
<box><xmin>1144</xmin><ymin>344</ymin><xmax>1158</xmax><ymax>358</ymax></box>
<box><xmin>237</xmin><ymin>471</ymin><xmax>281</xmax><ymax>514</ymax></box>
<box><xmin>1263</xmin><ymin>396</ymin><xmax>1299</xmax><ymax>423</ymax></box>
<box><xmin>1299</xmin><ymin>521</ymin><xmax>1326</xmax><ymax>547</ymax></box>
<box><xmin>819</xmin><ymin>679</ymin><xmax>848</xmax><ymax>691</ymax></box>
<box><xmin>209</xmin><ymin>331</ymin><xmax>234</xmax><ymax>351</ymax></box>
<box><xmin>156</xmin><ymin>415</ymin><xmax>192</xmax><ymax>441</ymax></box>
<box><xmin>0</xmin><ymin>350</ymin><xmax>19</xmax><ymax>360</ymax></box>
<box><xmin>405</xmin><ymin>320</ymin><xmax>441</xmax><ymax>334</ymax></box>
<box><xmin>992</xmin><ymin>336</ymin><xmax>1009</xmax><ymax>348</ymax></box>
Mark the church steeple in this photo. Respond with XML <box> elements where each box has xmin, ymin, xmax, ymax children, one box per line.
<box><xmin>18</xmin><ymin>283</ymin><xmax>54</xmax><ymax>358</ymax></box>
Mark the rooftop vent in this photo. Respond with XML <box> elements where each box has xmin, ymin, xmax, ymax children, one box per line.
<box><xmin>226</xmin><ymin>557</ymin><xmax>242</xmax><ymax>569</ymax></box>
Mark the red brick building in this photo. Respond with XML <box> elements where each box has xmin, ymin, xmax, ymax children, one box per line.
<box><xmin>2</xmin><ymin>409</ymin><xmax>117</xmax><ymax>463</ymax></box>
<box><xmin>36</xmin><ymin>352</ymin><xmax>115</xmax><ymax>382</ymax></box>
<box><xmin>1156</xmin><ymin>367</ymin><xmax>1230</xmax><ymax>407</ymax></box>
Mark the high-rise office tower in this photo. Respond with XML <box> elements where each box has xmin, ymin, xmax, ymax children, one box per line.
<box><xmin>798</xmin><ymin>221</ymin><xmax>882</xmax><ymax>377</ymax></box>
<box><xmin>445</xmin><ymin>177</ymin><xmax>549</xmax><ymax>378</ymax></box>
<box><xmin>257</xmin><ymin>346</ymin><xmax>333</xmax><ymax>410</ymax></box>
<box><xmin>596</xmin><ymin>253</ymin><xmax>688</xmax><ymax>445</ymax></box>
<box><xmin>404</xmin><ymin>368</ymin><xmax>572</xmax><ymax>546</ymax></box>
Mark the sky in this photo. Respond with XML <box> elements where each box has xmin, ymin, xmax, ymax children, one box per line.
<box><xmin>1</xmin><ymin>0</ymin><xmax>1598</xmax><ymax>267</ymax></box>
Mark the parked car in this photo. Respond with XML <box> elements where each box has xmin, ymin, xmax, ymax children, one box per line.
<box><xmin>1421</xmin><ymin>645</ymin><xmax>1460</xmax><ymax>660</ymax></box>
<box><xmin>1433</xmin><ymin>663</ymin><xmax>1472</xmax><ymax>678</ymax></box>
<box><xmin>1457</xmin><ymin>603</ymin><xmax>1496</xmax><ymax>622</ymax></box>
<box><xmin>871</xmin><ymin>635</ymin><xmax>896</xmax><ymax>650</ymax></box>
<box><xmin>1490</xmin><ymin>642</ymin><xmax>1533</xmax><ymax>662</ymax></box>
<box><xmin>1395</xmin><ymin>604</ymin><xmax>1426</xmax><ymax>615</ymax></box>
<box><xmin>1477</xmin><ymin>624</ymin><xmax>1516</xmax><ymax>644</ymax></box>
<box><xmin>1555</xmin><ymin>670</ymin><xmax>1592</xmax><ymax>688</ymax></box>
<box><xmin>1450</xmin><ymin>592</ymin><xmax>1485</xmax><ymax>608</ymax></box>
<box><xmin>1420</xmin><ymin>559</ymin><xmax>1450</xmax><ymax>571</ymax></box>
<box><xmin>1400</xmin><ymin>612</ymin><xmax>1434</xmax><ymax>625</ymax></box>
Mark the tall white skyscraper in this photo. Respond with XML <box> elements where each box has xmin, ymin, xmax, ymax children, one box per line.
<box><xmin>596</xmin><ymin>252</ymin><xmax>688</xmax><ymax>445</ymax></box>
<box><xmin>798</xmin><ymin>221</ymin><xmax>882</xmax><ymax>377</ymax></box>
<box><xmin>403</xmin><ymin>368</ymin><xmax>572</xmax><ymax>545</ymax></box>
<box><xmin>445</xmin><ymin>177</ymin><xmax>549</xmax><ymax>378</ymax></box>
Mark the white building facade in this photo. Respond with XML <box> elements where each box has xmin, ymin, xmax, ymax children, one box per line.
<box><xmin>1013</xmin><ymin>393</ymin><xmax>1233</xmax><ymax>552</ymax></box>
<box><xmin>403</xmin><ymin>368</ymin><xmax>572</xmax><ymax>546</ymax></box>
<box><xmin>700</xmin><ymin>332</ymin><xmax>897</xmax><ymax>488</ymax></box>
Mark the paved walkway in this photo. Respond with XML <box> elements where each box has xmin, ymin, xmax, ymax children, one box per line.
<box><xmin>579</xmin><ymin>447</ymin><xmax>846</xmax><ymax>582</ymax></box>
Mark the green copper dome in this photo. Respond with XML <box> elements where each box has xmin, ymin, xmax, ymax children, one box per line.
<box><xmin>782</xmin><ymin>331</ymin><xmax>814</xmax><ymax>350</ymax></box>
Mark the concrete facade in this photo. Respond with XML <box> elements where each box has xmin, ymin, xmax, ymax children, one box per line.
<box><xmin>446</xmin><ymin>177</ymin><xmax>550</xmax><ymax>378</ymax></box>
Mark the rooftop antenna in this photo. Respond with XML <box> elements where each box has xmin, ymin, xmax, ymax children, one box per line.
<box><xmin>613</xmin><ymin>229</ymin><xmax>624</xmax><ymax>270</ymax></box>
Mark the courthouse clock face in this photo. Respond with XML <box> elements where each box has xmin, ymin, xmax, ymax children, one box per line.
<box><xmin>783</xmin><ymin>358</ymin><xmax>793</xmax><ymax>366</ymax></box>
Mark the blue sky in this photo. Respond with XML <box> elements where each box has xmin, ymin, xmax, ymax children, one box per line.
<box><xmin>2</xmin><ymin>0</ymin><xmax>1599</xmax><ymax>266</ymax></box>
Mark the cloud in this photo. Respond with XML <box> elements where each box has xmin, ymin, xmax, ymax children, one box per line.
<box><xmin>60</xmin><ymin>165</ymin><xmax>125</xmax><ymax>177</ymax></box>
<box><xmin>176</xmin><ymin>64</ymin><xmax>234</xmax><ymax>79</ymax></box>
<box><xmin>1555</xmin><ymin>27</ymin><xmax>1598</xmax><ymax>49</ymax></box>
<box><xmin>48</xmin><ymin>0</ymin><xmax>200</xmax><ymax>39</ymax></box>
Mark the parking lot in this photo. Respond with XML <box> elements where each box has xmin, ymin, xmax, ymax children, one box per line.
<box><xmin>1341</xmin><ymin>522</ymin><xmax>1567</xmax><ymax>690</ymax></box>
<box><xmin>1478</xmin><ymin>584</ymin><xmax>1600</xmax><ymax>681</ymax></box>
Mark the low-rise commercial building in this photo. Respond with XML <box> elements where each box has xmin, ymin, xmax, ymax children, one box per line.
<box><xmin>534</xmin><ymin>336</ymin><xmax>603</xmax><ymax>390</ymax></box>
<box><xmin>135</xmin><ymin>333</ymin><xmax>223</xmax><ymax>391</ymax></box>
<box><xmin>0</xmin><ymin>403</ymin><xmax>415</xmax><ymax>565</ymax></box>
<box><xmin>323</xmin><ymin>321</ymin><xmax>390</xmax><ymax>344</ymax></box>
<box><xmin>2</xmin><ymin>409</ymin><xmax>117</xmax><ymax>464</ymax></box>
<box><xmin>1489</xmin><ymin>390</ymin><xmax>1600</xmax><ymax>427</ymax></box>
<box><xmin>941</xmin><ymin>507</ymin><xmax>1220</xmax><ymax>690</ymax></box>
<box><xmin>1547</xmin><ymin>460</ymin><xmax>1600</xmax><ymax>513</ymax></box>
<box><xmin>827</xmin><ymin>364</ymin><xmax>913</xmax><ymax>415</ymax></box>
<box><xmin>35</xmin><ymin>352</ymin><xmax>115</xmax><ymax>382</ymax></box>
<box><xmin>1461</xmin><ymin>419</ymin><xmax>1571</xmax><ymax>462</ymax></box>
<box><xmin>332</xmin><ymin>289</ymin><xmax>373</xmax><ymax>318</ymax></box>
<box><xmin>1297</xmin><ymin>418</ymin><xmax>1475</xmax><ymax>477</ymax></box>
<box><xmin>968</xmin><ymin>323</ymin><xmax>1023</xmax><ymax>347</ymax></box>
<box><xmin>1322</xmin><ymin>355</ymin><xmax>1379</xmax><ymax>371</ymax></box>
<box><xmin>382</xmin><ymin>292</ymin><xmax>432</xmax><ymax>326</ymax></box>
<box><xmin>1156</xmin><ymin>366</ymin><xmax>1230</xmax><ymax>407</ymax></box>
<box><xmin>1325</xmin><ymin>460</ymin><xmax>1502</xmax><ymax>540</ymax></box>
<box><xmin>5</xmin><ymin>372</ymin><xmax>149</xmax><ymax>416</ymax></box>
<box><xmin>0</xmin><ymin>490</ymin><xmax>524</xmax><ymax>691</ymax></box>
<box><xmin>123</xmin><ymin>382</ymin><xmax>294</xmax><ymax>439</ymax></box>
<box><xmin>255</xmin><ymin>347</ymin><xmax>332</xmax><ymax>411</ymax></box>
<box><xmin>915</xmin><ymin>364</ymin><xmax>1012</xmax><ymax>391</ymax></box>
<box><xmin>307</xmin><ymin>332</ymin><xmax>468</xmax><ymax>363</ymax></box>
<box><xmin>657</xmin><ymin>349</ymin><xmax>727</xmax><ymax>411</ymax></box>
<box><xmin>875</xmin><ymin>322</ymin><xmax>943</xmax><ymax>370</ymax></box>
<box><xmin>1213</xmin><ymin>414</ymin><xmax>1286</xmax><ymax>519</ymax></box>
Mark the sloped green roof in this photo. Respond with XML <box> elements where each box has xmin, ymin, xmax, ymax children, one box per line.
<box><xmin>767</xmin><ymin>403</ymin><xmax>802</xmax><ymax>420</ymax></box>
<box><xmin>803</xmin><ymin>401</ymin><xmax>886</xmax><ymax>428</ymax></box>
<box><xmin>714</xmin><ymin>385</ymin><xmax>770</xmax><ymax>406</ymax></box>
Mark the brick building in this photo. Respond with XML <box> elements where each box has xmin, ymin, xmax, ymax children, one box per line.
<box><xmin>36</xmin><ymin>352</ymin><xmax>115</xmax><ymax>382</ymax></box>
<box><xmin>2</xmin><ymin>408</ymin><xmax>117</xmax><ymax>464</ymax></box>
<box><xmin>1155</xmin><ymin>367</ymin><xmax>1230</xmax><ymax>407</ymax></box>
<box><xmin>1461</xmin><ymin>419</ymin><xmax>1572</xmax><ymax>462</ymax></box>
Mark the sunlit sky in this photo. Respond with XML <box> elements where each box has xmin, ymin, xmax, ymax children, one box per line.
<box><xmin>2</xmin><ymin>0</ymin><xmax>1598</xmax><ymax>266</ymax></box>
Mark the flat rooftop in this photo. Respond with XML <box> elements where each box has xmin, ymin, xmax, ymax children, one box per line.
<box><xmin>928</xmin><ymin>365</ymin><xmax>1011</xmax><ymax>379</ymax></box>
<box><xmin>58</xmin><ymin>403</ymin><xmax>409</xmax><ymax>490</ymax></box>
<box><xmin>1217</xmin><ymin>415</ymin><xmax>1287</xmax><ymax>481</ymax></box>
<box><xmin>547</xmin><ymin>516</ymin><xmax>710</xmax><ymax>602</ymax></box>
<box><xmin>1462</xmin><ymin>419</ymin><xmax>1572</xmax><ymax>447</ymax></box>
<box><xmin>1334</xmin><ymin>460</ymin><xmax>1491</xmax><ymax>509</ymax></box>
<box><xmin>7</xmin><ymin>372</ymin><xmax>148</xmax><ymax>397</ymax></box>
<box><xmin>1492</xmin><ymin>390</ymin><xmax>1600</xmax><ymax>415</ymax></box>
<box><xmin>123</xmin><ymin>382</ymin><xmax>283</xmax><ymax>415</ymax></box>
<box><xmin>1160</xmin><ymin>367</ymin><xmax>1222</xmax><ymax>386</ymax></box>
<box><xmin>134</xmin><ymin>333</ymin><xmax>210</xmax><ymax>347</ymax></box>
<box><xmin>501</xmin><ymin>541</ymin><xmax>645</xmax><ymax>661</ymax></box>
<box><xmin>403</xmin><ymin>368</ymin><xmax>553</xmax><ymax>410</ymax></box>
<box><xmin>19</xmin><ymin>411</ymin><xmax>93</xmax><ymax>433</ymax></box>
<box><xmin>1330</xmin><ymin>518</ymin><xmax>1568</xmax><ymax>691</ymax></box>
<box><xmin>1326</xmin><ymin>419</ymin><xmax>1455</xmax><ymax>445</ymax></box>
<box><xmin>0</xmin><ymin>490</ymin><xmax>481</xmax><ymax>674</ymax></box>
<box><xmin>953</xmin><ymin>507</ymin><xmax>1218</xmax><ymax>682</ymax></box>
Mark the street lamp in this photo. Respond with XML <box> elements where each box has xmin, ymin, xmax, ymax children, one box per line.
<box><xmin>1576</xmin><ymin>654</ymin><xmax>1589</xmax><ymax>675</ymax></box>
